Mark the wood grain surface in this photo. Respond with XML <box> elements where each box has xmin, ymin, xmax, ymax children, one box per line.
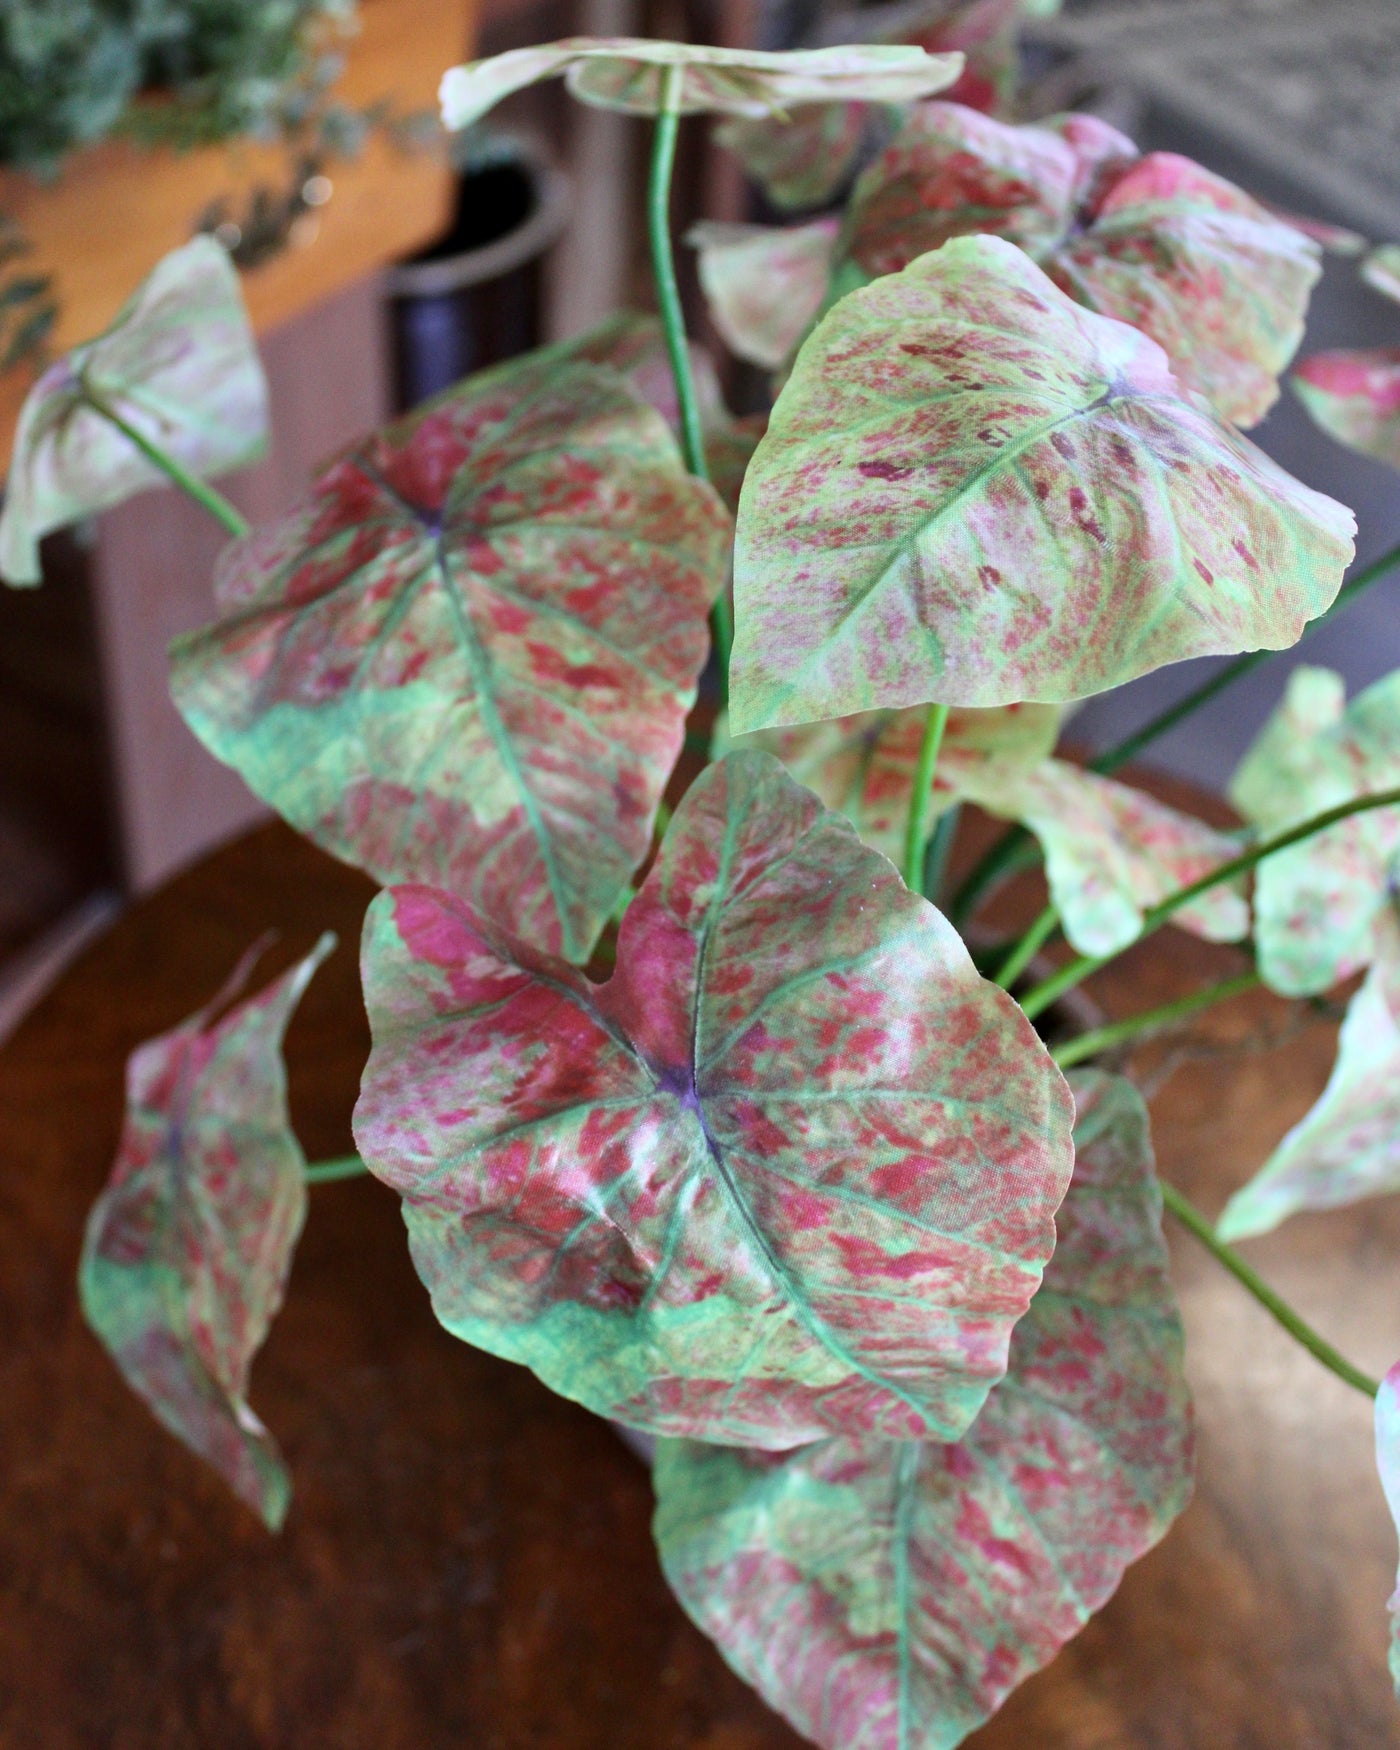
<box><xmin>1</xmin><ymin>798</ymin><xmax>1398</xmax><ymax>1748</ymax></box>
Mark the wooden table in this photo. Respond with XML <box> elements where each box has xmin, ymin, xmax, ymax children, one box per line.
<box><xmin>2</xmin><ymin>814</ymin><xmax>1398</xmax><ymax>1747</ymax></box>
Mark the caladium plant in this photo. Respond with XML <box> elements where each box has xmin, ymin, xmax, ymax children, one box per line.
<box><xmin>12</xmin><ymin>22</ymin><xmax>1400</xmax><ymax>1749</ymax></box>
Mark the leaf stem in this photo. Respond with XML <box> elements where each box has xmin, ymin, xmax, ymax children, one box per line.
<box><xmin>85</xmin><ymin>390</ymin><xmax>250</xmax><ymax>540</ymax></box>
<box><xmin>647</xmin><ymin>66</ymin><xmax>732</xmax><ymax>686</ymax></box>
<box><xmin>902</xmin><ymin>702</ymin><xmax>949</xmax><ymax>890</ymax></box>
<box><xmin>993</xmin><ymin>901</ymin><xmax>1058</xmax><ymax>990</ymax></box>
<box><xmin>1051</xmin><ymin>969</ymin><xmax>1260</xmax><ymax>1069</ymax></box>
<box><xmin>1159</xmin><ymin>1179</ymin><xmax>1379</xmax><ymax>1398</ymax></box>
<box><xmin>1019</xmin><ymin>782</ymin><xmax>1400</xmax><ymax>1020</ymax></box>
<box><xmin>922</xmin><ymin>803</ymin><xmax>960</xmax><ymax>905</ymax></box>
<box><xmin>947</xmin><ymin>540</ymin><xmax>1400</xmax><ymax>927</ymax></box>
<box><xmin>304</xmin><ymin>1154</ymin><xmax>369</xmax><ymax>1184</ymax></box>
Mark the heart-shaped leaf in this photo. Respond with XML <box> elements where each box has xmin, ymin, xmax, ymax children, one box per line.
<box><xmin>539</xmin><ymin>310</ymin><xmax>732</xmax><ymax>440</ymax></box>
<box><xmin>353</xmin><ymin>750</ymin><xmax>1075</xmax><ymax>1447</ymax></box>
<box><xmin>78</xmin><ymin>934</ymin><xmax>333</xmax><ymax>1532</ymax></box>
<box><xmin>0</xmin><ymin>237</ymin><xmax>267</xmax><ymax>586</ymax></box>
<box><xmin>654</xmin><ymin>1069</ymin><xmax>1194</xmax><ymax>1750</ymax></box>
<box><xmin>838</xmin><ymin>103</ymin><xmax>1321</xmax><ymax>426</ymax></box>
<box><xmin>1217</xmin><ymin>910</ymin><xmax>1400</xmax><ymax>1240</ymax></box>
<box><xmin>1291</xmin><ymin>348</ymin><xmax>1400</xmax><ymax>470</ymax></box>
<box><xmin>439</xmin><ymin>38</ymin><xmax>964</xmax><ymax>131</ymax></box>
<box><xmin>1230</xmin><ymin>665</ymin><xmax>1400</xmax><ymax>995</ymax></box>
<box><xmin>170</xmin><ymin>354</ymin><xmax>731</xmax><ymax>964</ymax></box>
<box><xmin>718</xmin><ymin>701</ymin><xmax>1060</xmax><ymax>866</ymax></box>
<box><xmin>1375</xmin><ymin>1359</ymin><xmax>1400</xmax><ymax>1698</ymax></box>
<box><xmin>690</xmin><ymin>219</ymin><xmax>839</xmax><ymax>370</ymax></box>
<box><xmin>730</xmin><ymin>234</ymin><xmax>1354</xmax><ymax>733</ymax></box>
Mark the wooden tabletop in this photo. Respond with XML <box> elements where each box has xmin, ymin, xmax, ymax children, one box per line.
<box><xmin>1</xmin><ymin>812</ymin><xmax>1398</xmax><ymax>1747</ymax></box>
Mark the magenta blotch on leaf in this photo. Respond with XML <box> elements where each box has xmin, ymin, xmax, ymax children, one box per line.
<box><xmin>729</xmin><ymin>235</ymin><xmax>1354</xmax><ymax>733</ymax></box>
<box><xmin>1292</xmin><ymin>349</ymin><xmax>1400</xmax><ymax>471</ymax></box>
<box><xmin>653</xmin><ymin>1069</ymin><xmax>1194</xmax><ymax>1750</ymax></box>
<box><xmin>79</xmin><ymin>933</ymin><xmax>334</xmax><ymax>1532</ymax></box>
<box><xmin>353</xmin><ymin>751</ymin><xmax>1075</xmax><ymax>1448</ymax></box>
<box><xmin>169</xmin><ymin>353</ymin><xmax>731</xmax><ymax>964</ymax></box>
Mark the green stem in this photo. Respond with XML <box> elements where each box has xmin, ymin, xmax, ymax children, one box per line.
<box><xmin>1160</xmin><ymin>1180</ymin><xmax>1379</xmax><ymax>1398</ymax></box>
<box><xmin>647</xmin><ymin>67</ymin><xmax>732</xmax><ymax>686</ymax></box>
<box><xmin>902</xmin><ymin>703</ymin><xmax>950</xmax><ymax>889</ymax></box>
<box><xmin>304</xmin><ymin>1154</ymin><xmax>369</xmax><ymax>1184</ymax></box>
<box><xmin>1051</xmin><ymin>969</ymin><xmax>1260</xmax><ymax>1069</ymax></box>
<box><xmin>922</xmin><ymin>804</ymin><xmax>960</xmax><ymax>905</ymax></box>
<box><xmin>86</xmin><ymin>390</ymin><xmax>249</xmax><ymax>540</ymax></box>
<box><xmin>1019</xmin><ymin>782</ymin><xmax>1400</xmax><ymax>1021</ymax></box>
<box><xmin>947</xmin><ymin>540</ymin><xmax>1400</xmax><ymax>927</ymax></box>
<box><xmin>993</xmin><ymin>901</ymin><xmax>1058</xmax><ymax>990</ymax></box>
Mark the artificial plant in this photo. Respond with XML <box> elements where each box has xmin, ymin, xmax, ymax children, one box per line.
<box><xmin>9</xmin><ymin>22</ymin><xmax>1400</xmax><ymax>1748</ymax></box>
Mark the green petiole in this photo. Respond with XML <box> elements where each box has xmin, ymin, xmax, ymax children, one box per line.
<box><xmin>1050</xmin><ymin>969</ymin><xmax>1260</xmax><ymax>1069</ymax></box>
<box><xmin>902</xmin><ymin>702</ymin><xmax>950</xmax><ymax>891</ymax></box>
<box><xmin>86</xmin><ymin>388</ymin><xmax>250</xmax><ymax>540</ymax></box>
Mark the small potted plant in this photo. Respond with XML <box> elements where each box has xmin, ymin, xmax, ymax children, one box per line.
<box><xmin>7</xmin><ymin>28</ymin><xmax>1400</xmax><ymax>1749</ymax></box>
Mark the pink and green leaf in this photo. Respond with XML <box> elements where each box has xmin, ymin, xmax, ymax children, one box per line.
<box><xmin>0</xmin><ymin>237</ymin><xmax>267</xmax><ymax>586</ymax></box>
<box><xmin>839</xmin><ymin>105</ymin><xmax>1319</xmax><ymax>426</ymax></box>
<box><xmin>690</xmin><ymin>220</ymin><xmax>840</xmax><ymax>371</ymax></box>
<box><xmin>170</xmin><ymin>354</ymin><xmax>731</xmax><ymax>964</ymax></box>
<box><xmin>1291</xmin><ymin>348</ymin><xmax>1400</xmax><ymax>471</ymax></box>
<box><xmin>539</xmin><ymin>310</ymin><xmax>732</xmax><ymax>441</ymax></box>
<box><xmin>439</xmin><ymin>39</ymin><xmax>964</xmax><ymax>130</ymax></box>
<box><xmin>729</xmin><ymin>234</ymin><xmax>1354</xmax><ymax>732</ymax></box>
<box><xmin>1375</xmin><ymin>1360</ymin><xmax>1400</xmax><ymax>1698</ymax></box>
<box><xmin>1230</xmin><ymin>666</ymin><xmax>1400</xmax><ymax>995</ymax></box>
<box><xmin>353</xmin><ymin>750</ymin><xmax>1075</xmax><ymax>1448</ymax></box>
<box><xmin>714</xmin><ymin>102</ymin><xmax>879</xmax><ymax>212</ymax></box>
<box><xmin>1217</xmin><ymin>913</ymin><xmax>1400</xmax><ymax>1241</ymax></box>
<box><xmin>654</xmin><ymin>1069</ymin><xmax>1194</xmax><ymax>1750</ymax></box>
<box><xmin>78</xmin><ymin>934</ymin><xmax>333</xmax><ymax>1532</ymax></box>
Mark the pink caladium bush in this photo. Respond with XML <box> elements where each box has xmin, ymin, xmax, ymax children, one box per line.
<box><xmin>13</xmin><ymin>23</ymin><xmax>1400</xmax><ymax>1748</ymax></box>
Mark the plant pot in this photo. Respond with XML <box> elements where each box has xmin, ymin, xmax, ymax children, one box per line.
<box><xmin>384</xmin><ymin>134</ymin><xmax>571</xmax><ymax>411</ymax></box>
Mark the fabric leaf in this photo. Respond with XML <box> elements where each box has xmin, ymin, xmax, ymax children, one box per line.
<box><xmin>0</xmin><ymin>236</ymin><xmax>267</xmax><ymax>587</ymax></box>
<box><xmin>1230</xmin><ymin>665</ymin><xmax>1400</xmax><ymax>995</ymax></box>
<box><xmin>1291</xmin><ymin>348</ymin><xmax>1400</xmax><ymax>471</ymax></box>
<box><xmin>170</xmin><ymin>354</ymin><xmax>731</xmax><ymax>964</ymax></box>
<box><xmin>1374</xmin><ymin>1360</ymin><xmax>1400</xmax><ymax>1699</ymax></box>
<box><xmin>838</xmin><ymin>103</ymin><xmax>1320</xmax><ymax>427</ymax></box>
<box><xmin>1217</xmin><ymin>910</ymin><xmax>1400</xmax><ymax>1240</ymax></box>
<box><xmin>79</xmin><ymin>934</ymin><xmax>333</xmax><ymax>1532</ymax></box>
<box><xmin>729</xmin><ymin>234</ymin><xmax>1354</xmax><ymax>733</ymax></box>
<box><xmin>689</xmin><ymin>219</ymin><xmax>839</xmax><ymax>370</ymax></box>
<box><xmin>439</xmin><ymin>38</ymin><xmax>964</xmax><ymax>130</ymax></box>
<box><xmin>654</xmin><ymin>1069</ymin><xmax>1193</xmax><ymax>1750</ymax></box>
<box><xmin>353</xmin><ymin>750</ymin><xmax>1075</xmax><ymax>1448</ymax></box>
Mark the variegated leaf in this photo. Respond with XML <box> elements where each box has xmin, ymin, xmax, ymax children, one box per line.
<box><xmin>439</xmin><ymin>38</ymin><xmax>963</xmax><ymax>130</ymax></box>
<box><xmin>730</xmin><ymin>235</ymin><xmax>1354</xmax><ymax>733</ymax></box>
<box><xmin>1217</xmin><ymin>910</ymin><xmax>1400</xmax><ymax>1240</ymax></box>
<box><xmin>718</xmin><ymin>701</ymin><xmax>1061</xmax><ymax>866</ymax></box>
<box><xmin>1230</xmin><ymin>665</ymin><xmax>1400</xmax><ymax>995</ymax></box>
<box><xmin>539</xmin><ymin>310</ymin><xmax>731</xmax><ymax>441</ymax></box>
<box><xmin>78</xmin><ymin>935</ymin><xmax>333</xmax><ymax>1532</ymax></box>
<box><xmin>714</xmin><ymin>102</ymin><xmax>879</xmax><ymax>212</ymax></box>
<box><xmin>689</xmin><ymin>219</ymin><xmax>840</xmax><ymax>370</ymax></box>
<box><xmin>1291</xmin><ymin>348</ymin><xmax>1400</xmax><ymax>470</ymax></box>
<box><xmin>353</xmin><ymin>751</ymin><xmax>1075</xmax><ymax>1448</ymax></box>
<box><xmin>838</xmin><ymin>104</ymin><xmax>1319</xmax><ymax>426</ymax></box>
<box><xmin>1375</xmin><ymin>1360</ymin><xmax>1400</xmax><ymax>1699</ymax></box>
<box><xmin>0</xmin><ymin>237</ymin><xmax>267</xmax><ymax>586</ymax></box>
<box><xmin>654</xmin><ymin>1069</ymin><xmax>1193</xmax><ymax>1750</ymax></box>
<box><xmin>170</xmin><ymin>354</ymin><xmax>731</xmax><ymax>964</ymax></box>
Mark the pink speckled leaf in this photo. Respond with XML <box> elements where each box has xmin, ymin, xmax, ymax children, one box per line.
<box><xmin>654</xmin><ymin>1069</ymin><xmax>1194</xmax><ymax>1750</ymax></box>
<box><xmin>1375</xmin><ymin>1360</ymin><xmax>1400</xmax><ymax>1698</ymax></box>
<box><xmin>439</xmin><ymin>38</ymin><xmax>963</xmax><ymax>130</ymax></box>
<box><xmin>730</xmin><ymin>235</ymin><xmax>1354</xmax><ymax>732</ymax></box>
<box><xmin>169</xmin><ymin>354</ymin><xmax>730</xmax><ymax>964</ymax></box>
<box><xmin>1291</xmin><ymin>349</ymin><xmax>1400</xmax><ymax>471</ymax></box>
<box><xmin>718</xmin><ymin>701</ymin><xmax>1061</xmax><ymax>866</ymax></box>
<box><xmin>966</xmin><ymin>759</ymin><xmax>1249</xmax><ymax>956</ymax></box>
<box><xmin>540</xmin><ymin>310</ymin><xmax>731</xmax><ymax>442</ymax></box>
<box><xmin>353</xmin><ymin>750</ymin><xmax>1075</xmax><ymax>1447</ymax></box>
<box><xmin>0</xmin><ymin>237</ymin><xmax>267</xmax><ymax>586</ymax></box>
<box><xmin>690</xmin><ymin>220</ymin><xmax>840</xmax><ymax>370</ymax></box>
<box><xmin>839</xmin><ymin>104</ymin><xmax>1320</xmax><ymax>425</ymax></box>
<box><xmin>1217</xmin><ymin>912</ymin><xmax>1400</xmax><ymax>1241</ymax></box>
<box><xmin>78</xmin><ymin>934</ymin><xmax>333</xmax><ymax>1531</ymax></box>
<box><xmin>715</xmin><ymin>101</ymin><xmax>879</xmax><ymax>212</ymax></box>
<box><xmin>1230</xmin><ymin>665</ymin><xmax>1400</xmax><ymax>995</ymax></box>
